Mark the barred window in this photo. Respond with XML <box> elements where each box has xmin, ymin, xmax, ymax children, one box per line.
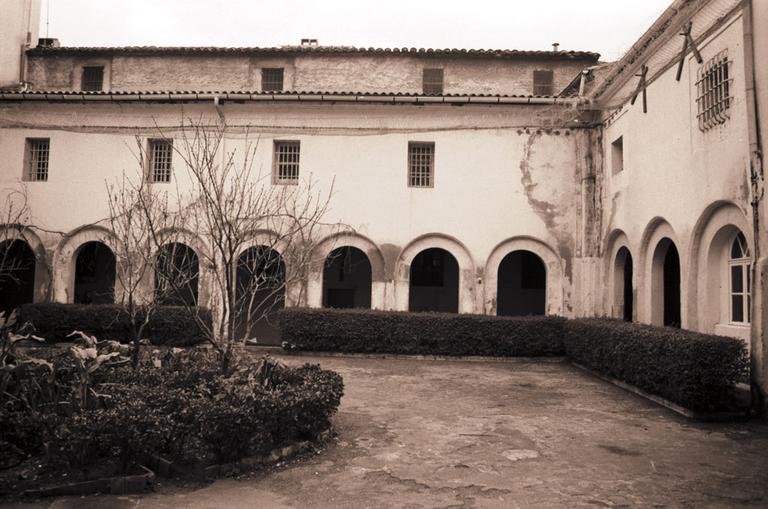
<box><xmin>262</xmin><ymin>68</ymin><xmax>284</xmax><ymax>91</ymax></box>
<box><xmin>25</xmin><ymin>138</ymin><xmax>49</xmax><ymax>181</ymax></box>
<box><xmin>149</xmin><ymin>139</ymin><xmax>173</xmax><ymax>183</ymax></box>
<box><xmin>274</xmin><ymin>141</ymin><xmax>300</xmax><ymax>184</ymax></box>
<box><xmin>408</xmin><ymin>142</ymin><xmax>434</xmax><ymax>188</ymax></box>
<box><xmin>696</xmin><ymin>51</ymin><xmax>731</xmax><ymax>131</ymax></box>
<box><xmin>533</xmin><ymin>70</ymin><xmax>554</xmax><ymax>96</ymax></box>
<box><xmin>422</xmin><ymin>68</ymin><xmax>444</xmax><ymax>95</ymax></box>
<box><xmin>81</xmin><ymin>66</ymin><xmax>104</xmax><ymax>91</ymax></box>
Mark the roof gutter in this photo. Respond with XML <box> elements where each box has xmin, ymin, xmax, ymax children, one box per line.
<box><xmin>0</xmin><ymin>92</ymin><xmax>570</xmax><ymax>105</ymax></box>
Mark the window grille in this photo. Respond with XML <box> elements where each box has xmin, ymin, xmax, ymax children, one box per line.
<box><xmin>262</xmin><ymin>68</ymin><xmax>284</xmax><ymax>91</ymax></box>
<box><xmin>26</xmin><ymin>138</ymin><xmax>49</xmax><ymax>181</ymax></box>
<box><xmin>729</xmin><ymin>232</ymin><xmax>751</xmax><ymax>324</ymax></box>
<box><xmin>274</xmin><ymin>141</ymin><xmax>300</xmax><ymax>183</ymax></box>
<box><xmin>533</xmin><ymin>70</ymin><xmax>554</xmax><ymax>96</ymax></box>
<box><xmin>408</xmin><ymin>142</ymin><xmax>434</xmax><ymax>188</ymax></box>
<box><xmin>696</xmin><ymin>51</ymin><xmax>731</xmax><ymax>131</ymax></box>
<box><xmin>81</xmin><ymin>66</ymin><xmax>104</xmax><ymax>91</ymax></box>
<box><xmin>422</xmin><ymin>68</ymin><xmax>444</xmax><ymax>95</ymax></box>
<box><xmin>149</xmin><ymin>139</ymin><xmax>173</xmax><ymax>183</ymax></box>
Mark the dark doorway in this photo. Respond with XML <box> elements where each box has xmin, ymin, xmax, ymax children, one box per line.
<box><xmin>235</xmin><ymin>246</ymin><xmax>285</xmax><ymax>344</ymax></box>
<box><xmin>0</xmin><ymin>239</ymin><xmax>36</xmax><ymax>314</ymax></box>
<box><xmin>663</xmin><ymin>242</ymin><xmax>681</xmax><ymax>327</ymax></box>
<box><xmin>409</xmin><ymin>248</ymin><xmax>459</xmax><ymax>313</ymax></box>
<box><xmin>155</xmin><ymin>243</ymin><xmax>199</xmax><ymax>306</ymax></box>
<box><xmin>323</xmin><ymin>247</ymin><xmax>372</xmax><ymax>309</ymax></box>
<box><xmin>615</xmin><ymin>246</ymin><xmax>633</xmax><ymax>322</ymax></box>
<box><xmin>74</xmin><ymin>241</ymin><xmax>116</xmax><ymax>304</ymax></box>
<box><xmin>497</xmin><ymin>250</ymin><xmax>546</xmax><ymax>316</ymax></box>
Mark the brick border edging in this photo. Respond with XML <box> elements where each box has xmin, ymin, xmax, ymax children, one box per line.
<box><xmin>571</xmin><ymin>361</ymin><xmax>749</xmax><ymax>422</ymax></box>
<box><xmin>23</xmin><ymin>465</ymin><xmax>154</xmax><ymax>498</ymax></box>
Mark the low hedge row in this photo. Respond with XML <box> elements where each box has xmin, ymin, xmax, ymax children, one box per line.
<box><xmin>19</xmin><ymin>303</ymin><xmax>211</xmax><ymax>346</ymax></box>
<box><xmin>564</xmin><ymin>319</ymin><xmax>748</xmax><ymax>412</ymax></box>
<box><xmin>277</xmin><ymin>307</ymin><xmax>567</xmax><ymax>356</ymax></box>
<box><xmin>277</xmin><ymin>308</ymin><xmax>749</xmax><ymax>412</ymax></box>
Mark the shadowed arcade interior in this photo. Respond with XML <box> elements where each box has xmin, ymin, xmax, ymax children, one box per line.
<box><xmin>323</xmin><ymin>246</ymin><xmax>372</xmax><ymax>309</ymax></box>
<box><xmin>155</xmin><ymin>242</ymin><xmax>199</xmax><ymax>306</ymax></box>
<box><xmin>409</xmin><ymin>247</ymin><xmax>459</xmax><ymax>313</ymax></box>
<box><xmin>497</xmin><ymin>250</ymin><xmax>546</xmax><ymax>316</ymax></box>
<box><xmin>0</xmin><ymin>239</ymin><xmax>35</xmax><ymax>313</ymax></box>
<box><xmin>236</xmin><ymin>245</ymin><xmax>286</xmax><ymax>344</ymax></box>
<box><xmin>74</xmin><ymin>241</ymin><xmax>116</xmax><ymax>304</ymax></box>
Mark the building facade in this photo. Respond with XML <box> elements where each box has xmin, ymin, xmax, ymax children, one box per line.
<box><xmin>1</xmin><ymin>0</ymin><xmax>766</xmax><ymax>407</ymax></box>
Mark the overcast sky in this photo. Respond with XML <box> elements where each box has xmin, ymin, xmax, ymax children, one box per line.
<box><xmin>41</xmin><ymin>0</ymin><xmax>671</xmax><ymax>61</ymax></box>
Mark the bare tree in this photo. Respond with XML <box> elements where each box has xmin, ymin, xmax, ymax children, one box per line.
<box><xmin>149</xmin><ymin>116</ymin><xmax>343</xmax><ymax>370</ymax></box>
<box><xmin>105</xmin><ymin>139</ymin><xmax>191</xmax><ymax>367</ymax></box>
<box><xmin>0</xmin><ymin>185</ymin><xmax>35</xmax><ymax>310</ymax></box>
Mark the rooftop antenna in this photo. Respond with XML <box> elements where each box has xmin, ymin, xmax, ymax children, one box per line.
<box><xmin>46</xmin><ymin>0</ymin><xmax>51</xmax><ymax>38</ymax></box>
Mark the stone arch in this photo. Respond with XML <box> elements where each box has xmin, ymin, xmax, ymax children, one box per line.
<box><xmin>74</xmin><ymin>241</ymin><xmax>116</xmax><ymax>304</ymax></box>
<box><xmin>308</xmin><ymin>232</ymin><xmax>386</xmax><ymax>309</ymax></box>
<box><xmin>395</xmin><ymin>233</ymin><xmax>475</xmax><ymax>313</ymax></box>
<box><xmin>604</xmin><ymin>229</ymin><xmax>635</xmax><ymax>320</ymax></box>
<box><xmin>53</xmin><ymin>225</ymin><xmax>117</xmax><ymax>304</ymax></box>
<box><xmin>688</xmin><ymin>201</ymin><xmax>751</xmax><ymax>339</ymax></box>
<box><xmin>638</xmin><ymin>218</ymin><xmax>685</xmax><ymax>326</ymax></box>
<box><xmin>484</xmin><ymin>236</ymin><xmax>564</xmax><ymax>316</ymax></box>
<box><xmin>153</xmin><ymin>228</ymin><xmax>210</xmax><ymax>306</ymax></box>
<box><xmin>155</xmin><ymin>242</ymin><xmax>200</xmax><ymax>306</ymax></box>
<box><xmin>0</xmin><ymin>225</ymin><xmax>49</xmax><ymax>305</ymax></box>
<box><xmin>235</xmin><ymin>244</ymin><xmax>286</xmax><ymax>345</ymax></box>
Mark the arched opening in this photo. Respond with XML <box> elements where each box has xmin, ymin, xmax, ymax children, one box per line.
<box><xmin>496</xmin><ymin>250</ymin><xmax>546</xmax><ymax>316</ymax></box>
<box><xmin>0</xmin><ymin>239</ymin><xmax>36</xmax><ymax>313</ymax></box>
<box><xmin>323</xmin><ymin>246</ymin><xmax>372</xmax><ymax>309</ymax></box>
<box><xmin>235</xmin><ymin>246</ymin><xmax>285</xmax><ymax>344</ymax></box>
<box><xmin>155</xmin><ymin>243</ymin><xmax>199</xmax><ymax>306</ymax></box>
<box><xmin>74</xmin><ymin>241</ymin><xmax>116</xmax><ymax>304</ymax></box>
<box><xmin>409</xmin><ymin>247</ymin><xmax>459</xmax><ymax>313</ymax></box>
<box><xmin>728</xmin><ymin>232</ymin><xmax>751</xmax><ymax>325</ymax></box>
<box><xmin>613</xmin><ymin>246</ymin><xmax>633</xmax><ymax>322</ymax></box>
<box><xmin>652</xmin><ymin>238</ymin><xmax>681</xmax><ymax>327</ymax></box>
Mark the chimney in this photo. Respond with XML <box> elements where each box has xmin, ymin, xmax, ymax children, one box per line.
<box><xmin>300</xmin><ymin>38</ymin><xmax>319</xmax><ymax>47</ymax></box>
<box><xmin>552</xmin><ymin>42</ymin><xmax>560</xmax><ymax>52</ymax></box>
<box><xmin>38</xmin><ymin>37</ymin><xmax>60</xmax><ymax>48</ymax></box>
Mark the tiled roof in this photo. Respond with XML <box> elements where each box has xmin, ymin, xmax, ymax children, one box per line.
<box><xmin>0</xmin><ymin>89</ymin><xmax>571</xmax><ymax>104</ymax></box>
<box><xmin>27</xmin><ymin>45</ymin><xmax>600</xmax><ymax>61</ymax></box>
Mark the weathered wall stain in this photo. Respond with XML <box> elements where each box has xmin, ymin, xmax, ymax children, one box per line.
<box><xmin>379</xmin><ymin>243</ymin><xmax>401</xmax><ymax>281</ymax></box>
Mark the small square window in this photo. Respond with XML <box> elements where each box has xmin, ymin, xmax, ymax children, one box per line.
<box><xmin>422</xmin><ymin>68</ymin><xmax>444</xmax><ymax>95</ymax></box>
<box><xmin>24</xmin><ymin>138</ymin><xmax>49</xmax><ymax>181</ymax></box>
<box><xmin>611</xmin><ymin>136</ymin><xmax>624</xmax><ymax>174</ymax></box>
<box><xmin>533</xmin><ymin>70</ymin><xmax>554</xmax><ymax>96</ymax></box>
<box><xmin>408</xmin><ymin>142</ymin><xmax>434</xmax><ymax>188</ymax></box>
<box><xmin>149</xmin><ymin>139</ymin><xmax>173</xmax><ymax>183</ymax></box>
<box><xmin>273</xmin><ymin>141</ymin><xmax>300</xmax><ymax>184</ymax></box>
<box><xmin>696</xmin><ymin>51</ymin><xmax>731</xmax><ymax>131</ymax></box>
<box><xmin>262</xmin><ymin>68</ymin><xmax>284</xmax><ymax>91</ymax></box>
<box><xmin>81</xmin><ymin>66</ymin><xmax>104</xmax><ymax>91</ymax></box>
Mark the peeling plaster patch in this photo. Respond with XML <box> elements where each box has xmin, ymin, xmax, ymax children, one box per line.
<box><xmin>519</xmin><ymin>133</ymin><xmax>575</xmax><ymax>279</ymax></box>
<box><xmin>379</xmin><ymin>243</ymin><xmax>401</xmax><ymax>281</ymax></box>
<box><xmin>502</xmin><ymin>449</ymin><xmax>539</xmax><ymax>461</ymax></box>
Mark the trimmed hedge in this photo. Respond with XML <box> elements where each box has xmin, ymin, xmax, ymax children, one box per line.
<box><xmin>277</xmin><ymin>308</ymin><xmax>749</xmax><ymax>413</ymax></box>
<box><xmin>564</xmin><ymin>319</ymin><xmax>748</xmax><ymax>412</ymax></box>
<box><xmin>19</xmin><ymin>303</ymin><xmax>211</xmax><ymax>346</ymax></box>
<box><xmin>277</xmin><ymin>307</ymin><xmax>567</xmax><ymax>356</ymax></box>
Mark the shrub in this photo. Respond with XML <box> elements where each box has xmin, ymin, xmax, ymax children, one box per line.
<box><xmin>564</xmin><ymin>319</ymin><xmax>749</xmax><ymax>412</ymax></box>
<box><xmin>277</xmin><ymin>307</ymin><xmax>567</xmax><ymax>357</ymax></box>
<box><xmin>19</xmin><ymin>303</ymin><xmax>211</xmax><ymax>346</ymax></box>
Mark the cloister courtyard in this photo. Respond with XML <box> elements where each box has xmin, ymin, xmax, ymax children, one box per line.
<box><xmin>5</xmin><ymin>353</ymin><xmax>768</xmax><ymax>509</ymax></box>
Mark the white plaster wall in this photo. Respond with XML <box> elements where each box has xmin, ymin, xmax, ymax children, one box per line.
<box><xmin>601</xmin><ymin>9</ymin><xmax>752</xmax><ymax>335</ymax></box>
<box><xmin>0</xmin><ymin>101</ymin><xmax>585</xmax><ymax>315</ymax></box>
<box><xmin>0</xmin><ymin>0</ymin><xmax>41</xmax><ymax>87</ymax></box>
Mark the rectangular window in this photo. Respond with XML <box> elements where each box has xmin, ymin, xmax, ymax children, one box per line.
<box><xmin>262</xmin><ymin>68</ymin><xmax>284</xmax><ymax>91</ymax></box>
<box><xmin>533</xmin><ymin>70</ymin><xmax>555</xmax><ymax>96</ymax></box>
<box><xmin>273</xmin><ymin>141</ymin><xmax>300</xmax><ymax>184</ymax></box>
<box><xmin>696</xmin><ymin>51</ymin><xmax>731</xmax><ymax>131</ymax></box>
<box><xmin>611</xmin><ymin>136</ymin><xmax>624</xmax><ymax>174</ymax></box>
<box><xmin>149</xmin><ymin>139</ymin><xmax>173</xmax><ymax>183</ymax></box>
<box><xmin>408</xmin><ymin>142</ymin><xmax>434</xmax><ymax>188</ymax></box>
<box><xmin>81</xmin><ymin>66</ymin><xmax>104</xmax><ymax>91</ymax></box>
<box><xmin>25</xmin><ymin>138</ymin><xmax>49</xmax><ymax>181</ymax></box>
<box><xmin>422</xmin><ymin>68</ymin><xmax>444</xmax><ymax>95</ymax></box>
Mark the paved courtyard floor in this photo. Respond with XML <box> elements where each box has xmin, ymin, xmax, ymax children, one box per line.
<box><xmin>4</xmin><ymin>354</ymin><xmax>768</xmax><ymax>508</ymax></box>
